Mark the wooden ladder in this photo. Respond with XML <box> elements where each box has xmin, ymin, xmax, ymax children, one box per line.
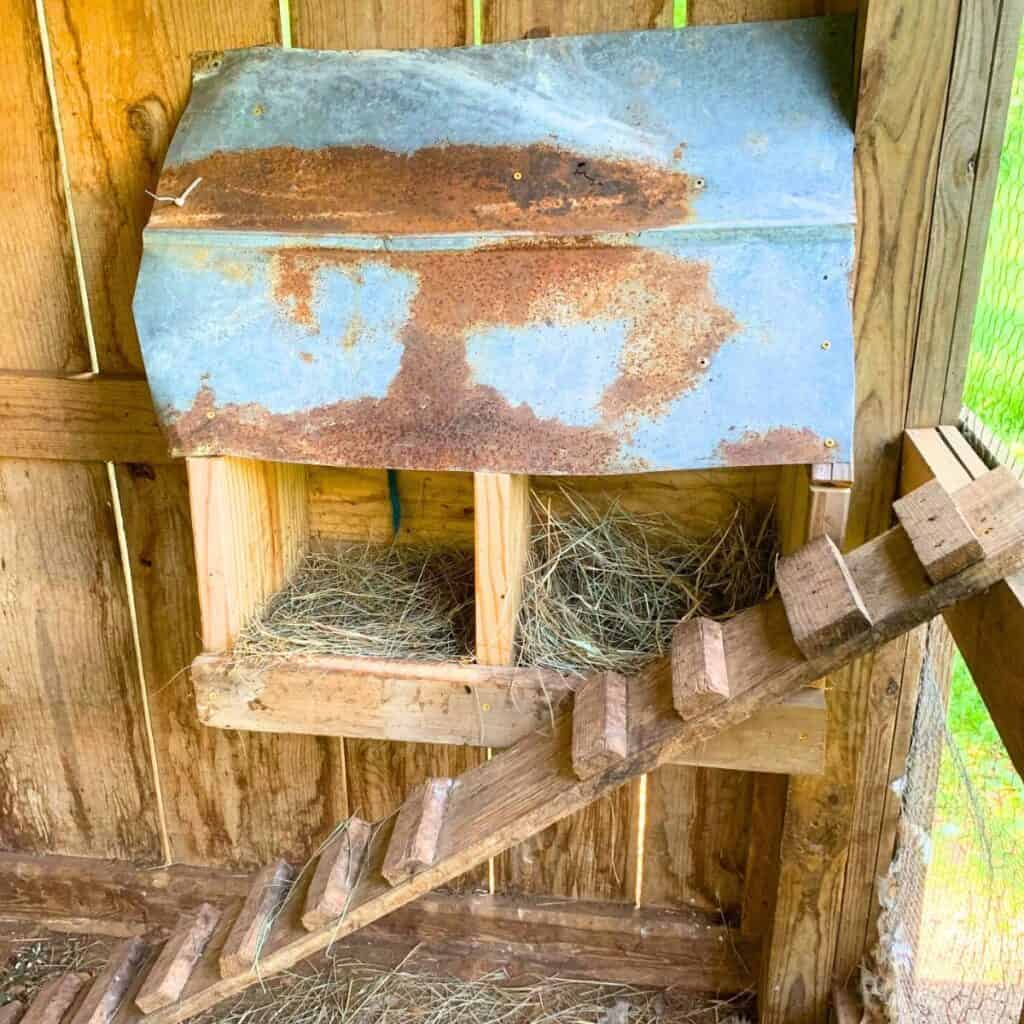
<box><xmin>19</xmin><ymin>466</ymin><xmax>1016</xmax><ymax>1024</ymax></box>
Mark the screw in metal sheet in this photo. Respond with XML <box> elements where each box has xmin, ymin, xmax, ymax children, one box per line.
<box><xmin>206</xmin><ymin>411</ymin><xmax>216</xmax><ymax>420</ymax></box>
<box><xmin>821</xmin><ymin>340</ymin><xmax>831</xmax><ymax>351</ymax></box>
<box><xmin>824</xmin><ymin>438</ymin><xmax>837</xmax><ymax>449</ymax></box>
<box><xmin>253</xmin><ymin>103</ymin><xmax>265</xmax><ymax>117</ymax></box>
<box><xmin>698</xmin><ymin>357</ymin><xmax>710</xmax><ymax>368</ymax></box>
<box><xmin>481</xmin><ymin>703</ymin><xmax>491</xmax><ymax>712</ymax></box>
<box><xmin>513</xmin><ymin>171</ymin><xmax>523</xmax><ymax>181</ymax></box>
<box><xmin>694</xmin><ymin>177</ymin><xmax>706</xmax><ymax>189</ymax></box>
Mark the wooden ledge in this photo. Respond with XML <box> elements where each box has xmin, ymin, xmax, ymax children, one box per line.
<box><xmin>192</xmin><ymin>652</ymin><xmax>827</xmax><ymax>775</ymax></box>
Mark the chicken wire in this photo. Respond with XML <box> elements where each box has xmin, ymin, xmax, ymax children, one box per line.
<box><xmin>863</xmin><ymin>640</ymin><xmax>1024</xmax><ymax>1023</ymax></box>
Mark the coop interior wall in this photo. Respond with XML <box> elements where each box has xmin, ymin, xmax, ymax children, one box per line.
<box><xmin>1</xmin><ymin>0</ymin><xmax>984</xmax><ymax>1021</ymax></box>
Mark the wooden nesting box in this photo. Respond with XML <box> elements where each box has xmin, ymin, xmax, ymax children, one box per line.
<box><xmin>133</xmin><ymin>18</ymin><xmax>858</xmax><ymax>776</ymax></box>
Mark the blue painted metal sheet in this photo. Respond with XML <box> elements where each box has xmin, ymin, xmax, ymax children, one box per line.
<box><xmin>135</xmin><ymin>17</ymin><xmax>857</xmax><ymax>475</ymax></box>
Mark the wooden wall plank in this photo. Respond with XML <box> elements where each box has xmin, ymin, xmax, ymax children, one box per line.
<box><xmin>38</xmin><ymin>0</ymin><xmax>354</xmax><ymax>871</ymax></box>
<box><xmin>0</xmin><ymin>0</ymin><xmax>162</xmax><ymax>862</ymax></box>
<box><xmin>0</xmin><ymin>461</ymin><xmax>161</xmax><ymax>861</ymax></box>
<box><xmin>482</xmin><ymin>1</ymin><xmax>671</xmax><ymax>41</ymax></box>
<box><xmin>688</xmin><ymin>0</ymin><xmax>856</xmax><ymax>24</ymax></box>
<box><xmin>292</xmin><ymin>0</ymin><xmax>471</xmax><ymax>49</ymax></box>
<box><xmin>115</xmin><ymin>463</ymin><xmax>347</xmax><ymax>868</ymax></box>
<box><xmin>762</xmin><ymin>1</ymin><xmax>965</xmax><ymax>1019</ymax></box>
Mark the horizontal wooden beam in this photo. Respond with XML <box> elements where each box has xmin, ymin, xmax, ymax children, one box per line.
<box><xmin>0</xmin><ymin>853</ymin><xmax>755</xmax><ymax>993</ymax></box>
<box><xmin>0</xmin><ymin>371</ymin><xmax>171</xmax><ymax>464</ymax></box>
<box><xmin>902</xmin><ymin>428</ymin><xmax>1024</xmax><ymax>778</ymax></box>
<box><xmin>193</xmin><ymin>652</ymin><xmax>826</xmax><ymax>775</ymax></box>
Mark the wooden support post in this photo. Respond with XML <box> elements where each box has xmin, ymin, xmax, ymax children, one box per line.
<box><xmin>893</xmin><ymin>478</ymin><xmax>984</xmax><ymax>582</ymax></box>
<box><xmin>187</xmin><ymin>457</ymin><xmax>309</xmax><ymax>652</ymax></box>
<box><xmin>135</xmin><ymin>904</ymin><xmax>221</xmax><ymax>1013</ymax></box>
<box><xmin>21</xmin><ymin>975</ymin><xmax>90</xmax><ymax>1024</ymax></box>
<box><xmin>776</xmin><ymin>535</ymin><xmax>873</xmax><ymax>660</ymax></box>
<box><xmin>382</xmin><ymin>779</ymin><xmax>453</xmax><ymax>885</ymax></box>
<box><xmin>670</xmin><ymin>618</ymin><xmax>730</xmax><ymax>718</ymax></box>
<box><xmin>302</xmin><ymin>819</ymin><xmax>374</xmax><ymax>930</ymax></box>
<box><xmin>219</xmin><ymin>860</ymin><xmax>294</xmax><ymax>978</ymax></box>
<box><xmin>571</xmin><ymin>673</ymin><xmax>629</xmax><ymax>780</ymax></box>
<box><xmin>69</xmin><ymin>938</ymin><xmax>148</xmax><ymax>1024</ymax></box>
<box><xmin>474</xmin><ymin>473</ymin><xmax>530</xmax><ymax>666</ymax></box>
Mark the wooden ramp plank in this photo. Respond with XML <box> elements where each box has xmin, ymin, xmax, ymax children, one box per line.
<box><xmin>893</xmin><ymin>477</ymin><xmax>984</xmax><ymax>582</ymax></box>
<box><xmin>571</xmin><ymin>672</ymin><xmax>629</xmax><ymax>780</ymax></box>
<box><xmin>302</xmin><ymin>820</ymin><xmax>374</xmax><ymax>931</ymax></box>
<box><xmin>0</xmin><ymin>1001</ymin><xmax>25</xmax><ymax>1024</ymax></box>
<box><xmin>219</xmin><ymin>861</ymin><xmax>294</xmax><ymax>978</ymax></box>
<box><xmin>141</xmin><ymin>468</ymin><xmax>1024</xmax><ymax>1024</ymax></box>
<box><xmin>69</xmin><ymin>940</ymin><xmax>147</xmax><ymax>1024</ymax></box>
<box><xmin>135</xmin><ymin>905</ymin><xmax>221</xmax><ymax>1013</ymax></box>
<box><xmin>776</xmin><ymin>534</ymin><xmax>872</xmax><ymax>659</ymax></box>
<box><xmin>22</xmin><ymin>974</ymin><xmax>90</xmax><ymax>1024</ymax></box>
<box><xmin>671</xmin><ymin>618</ymin><xmax>730</xmax><ymax>717</ymax></box>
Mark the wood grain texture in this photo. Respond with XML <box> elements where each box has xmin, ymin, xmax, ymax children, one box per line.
<box><xmin>1</xmin><ymin>0</ymin><xmax>88</xmax><ymax>373</ymax></box>
<box><xmin>21</xmin><ymin>973</ymin><xmax>90</xmax><ymax>1024</ymax></box>
<box><xmin>140</xmin><ymin>466</ymin><xmax>1024</xmax><ymax>1024</ymax></box>
<box><xmin>0</xmin><ymin>372</ymin><xmax>169</xmax><ymax>463</ymax></box>
<box><xmin>41</xmin><ymin>0</ymin><xmax>279</xmax><ymax>374</ymax></box>
<box><xmin>893</xmin><ymin>478</ymin><xmax>984</xmax><ymax>582</ymax></box>
<box><xmin>188</xmin><ymin>457</ymin><xmax>308</xmax><ymax>653</ymax></box>
<box><xmin>115</xmin><ymin>463</ymin><xmax>347</xmax><ymax>869</ymax></box>
<box><xmin>193</xmin><ymin>652</ymin><xmax>826</xmax><ymax>773</ymax></box>
<box><xmin>572</xmin><ymin>673</ymin><xmax>629</xmax><ymax>780</ymax></box>
<box><xmin>69</xmin><ymin>937</ymin><xmax>147</xmax><ymax>1024</ymax></box>
<box><xmin>671</xmin><ymin>618</ymin><xmax>730</xmax><ymax>717</ymax></box>
<box><xmin>688</xmin><ymin>0</ymin><xmax>856</xmax><ymax>24</ymax></box>
<box><xmin>0</xmin><ymin>461</ymin><xmax>161</xmax><ymax>860</ymax></box>
<box><xmin>292</xmin><ymin>0</ymin><xmax>471</xmax><ymax>49</ymax></box>
<box><xmin>302</xmin><ymin>820</ymin><xmax>373</xmax><ymax>931</ymax></box>
<box><xmin>808</xmin><ymin>484</ymin><xmax>852</xmax><ymax>547</ymax></box>
<box><xmin>219</xmin><ymin>860</ymin><xmax>294</xmax><ymax>977</ymax></box>
<box><xmin>135</xmin><ymin>904</ymin><xmax>221</xmax><ymax>1014</ymax></box>
<box><xmin>307</xmin><ymin>467</ymin><xmax>474</xmax><ymax>549</ymax></box>
<box><xmin>382</xmin><ymin>779</ymin><xmax>453</xmax><ymax>885</ymax></box>
<box><xmin>482</xmin><ymin>0</ymin><xmax>671</xmax><ymax>41</ymax></box>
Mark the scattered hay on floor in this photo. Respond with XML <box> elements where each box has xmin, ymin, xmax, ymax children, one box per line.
<box><xmin>517</xmin><ymin>491</ymin><xmax>777</xmax><ymax>676</ymax></box>
<box><xmin>197</xmin><ymin>952</ymin><xmax>754</xmax><ymax>1024</ymax></box>
<box><xmin>0</xmin><ymin>935</ymin><xmax>106</xmax><ymax>1007</ymax></box>
<box><xmin>233</xmin><ymin>545</ymin><xmax>475</xmax><ymax>664</ymax></box>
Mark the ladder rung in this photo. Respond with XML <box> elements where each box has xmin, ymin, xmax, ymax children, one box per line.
<box><xmin>571</xmin><ymin>672</ymin><xmax>629</xmax><ymax>780</ymax></box>
<box><xmin>302</xmin><ymin>819</ymin><xmax>374</xmax><ymax>931</ymax></box>
<box><xmin>0</xmin><ymin>1001</ymin><xmax>25</xmax><ymax>1024</ymax></box>
<box><xmin>21</xmin><ymin>974</ymin><xmax>90</xmax><ymax>1024</ymax></box>
<box><xmin>219</xmin><ymin>860</ymin><xmax>294</xmax><ymax>978</ymax></box>
<box><xmin>382</xmin><ymin>778</ymin><xmax>453</xmax><ymax>885</ymax></box>
<box><xmin>776</xmin><ymin>533</ymin><xmax>872</xmax><ymax>660</ymax></box>
<box><xmin>135</xmin><ymin>904</ymin><xmax>221</xmax><ymax>1013</ymax></box>
<box><xmin>69</xmin><ymin>939</ymin><xmax>148</xmax><ymax>1024</ymax></box>
<box><xmin>671</xmin><ymin>618</ymin><xmax>729</xmax><ymax>718</ymax></box>
<box><xmin>893</xmin><ymin>477</ymin><xmax>984</xmax><ymax>583</ymax></box>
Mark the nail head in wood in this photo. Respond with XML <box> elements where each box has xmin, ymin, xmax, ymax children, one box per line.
<box><xmin>21</xmin><ymin>974</ymin><xmax>90</xmax><ymax>1024</ymax></box>
<box><xmin>69</xmin><ymin>938</ymin><xmax>148</xmax><ymax>1024</ymax></box>
<box><xmin>382</xmin><ymin>778</ymin><xmax>453</xmax><ymax>886</ymax></box>
<box><xmin>219</xmin><ymin>859</ymin><xmax>294</xmax><ymax>978</ymax></box>
<box><xmin>670</xmin><ymin>618</ymin><xmax>729</xmax><ymax>719</ymax></box>
<box><xmin>893</xmin><ymin>477</ymin><xmax>985</xmax><ymax>583</ymax></box>
<box><xmin>135</xmin><ymin>903</ymin><xmax>221</xmax><ymax>1013</ymax></box>
<box><xmin>775</xmin><ymin>534</ymin><xmax>872</xmax><ymax>660</ymax></box>
<box><xmin>571</xmin><ymin>671</ymin><xmax>629</xmax><ymax>780</ymax></box>
<box><xmin>302</xmin><ymin>818</ymin><xmax>374</xmax><ymax>930</ymax></box>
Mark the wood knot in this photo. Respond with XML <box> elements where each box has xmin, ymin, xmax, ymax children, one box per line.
<box><xmin>127</xmin><ymin>96</ymin><xmax>170</xmax><ymax>165</ymax></box>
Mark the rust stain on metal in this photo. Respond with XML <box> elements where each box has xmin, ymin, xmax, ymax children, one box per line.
<box><xmin>716</xmin><ymin>427</ymin><xmax>830</xmax><ymax>466</ymax></box>
<box><xmin>149</xmin><ymin>143</ymin><xmax>698</xmax><ymax>235</ymax></box>
<box><xmin>169</xmin><ymin>242</ymin><xmax>738</xmax><ymax>474</ymax></box>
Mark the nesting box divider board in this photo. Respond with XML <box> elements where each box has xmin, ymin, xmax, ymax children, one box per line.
<box><xmin>127</xmin><ymin>469</ymin><xmax>1024</xmax><ymax>1024</ymax></box>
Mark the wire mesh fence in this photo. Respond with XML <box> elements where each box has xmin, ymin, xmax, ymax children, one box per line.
<box><xmin>963</xmin><ymin>29</ymin><xmax>1024</xmax><ymax>469</ymax></box>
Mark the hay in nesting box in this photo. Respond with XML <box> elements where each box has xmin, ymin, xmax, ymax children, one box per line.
<box><xmin>233</xmin><ymin>545</ymin><xmax>475</xmax><ymax>664</ymax></box>
<box><xmin>517</xmin><ymin>490</ymin><xmax>777</xmax><ymax>676</ymax></box>
<box><xmin>196</xmin><ymin>951</ymin><xmax>754</xmax><ymax>1024</ymax></box>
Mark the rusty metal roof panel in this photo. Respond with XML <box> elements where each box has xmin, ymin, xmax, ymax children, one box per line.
<box><xmin>136</xmin><ymin>17</ymin><xmax>857</xmax><ymax>475</ymax></box>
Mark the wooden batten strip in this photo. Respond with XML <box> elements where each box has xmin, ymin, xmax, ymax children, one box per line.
<box><xmin>68</xmin><ymin>938</ymin><xmax>148</xmax><ymax>1024</ymax></box>
<box><xmin>302</xmin><ymin>819</ymin><xmax>374</xmax><ymax>931</ymax></box>
<box><xmin>670</xmin><ymin>618</ymin><xmax>730</xmax><ymax>718</ymax></box>
<box><xmin>571</xmin><ymin>672</ymin><xmax>629</xmax><ymax>780</ymax></box>
<box><xmin>219</xmin><ymin>861</ymin><xmax>294</xmax><ymax>978</ymax></box>
<box><xmin>21</xmin><ymin>974</ymin><xmax>90</xmax><ymax>1024</ymax></box>
<box><xmin>0</xmin><ymin>1001</ymin><xmax>25</xmax><ymax>1024</ymax></box>
<box><xmin>775</xmin><ymin>534</ymin><xmax>872</xmax><ymax>660</ymax></box>
<box><xmin>137</xmin><ymin>469</ymin><xmax>1024</xmax><ymax>1024</ymax></box>
<box><xmin>893</xmin><ymin>478</ymin><xmax>984</xmax><ymax>582</ymax></box>
<box><xmin>382</xmin><ymin>779</ymin><xmax>454</xmax><ymax>885</ymax></box>
<box><xmin>135</xmin><ymin>904</ymin><xmax>221</xmax><ymax>1013</ymax></box>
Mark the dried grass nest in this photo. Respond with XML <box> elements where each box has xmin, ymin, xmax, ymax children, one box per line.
<box><xmin>232</xmin><ymin>489</ymin><xmax>777</xmax><ymax>674</ymax></box>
